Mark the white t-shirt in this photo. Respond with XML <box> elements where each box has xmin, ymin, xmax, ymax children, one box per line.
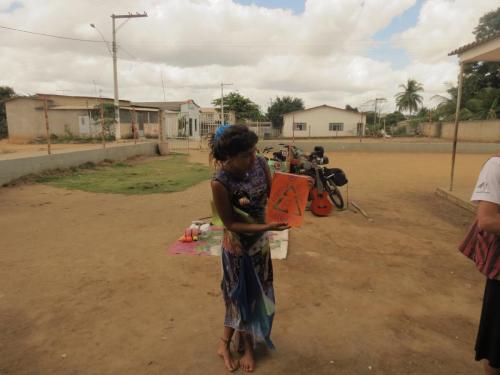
<box><xmin>471</xmin><ymin>156</ymin><xmax>500</xmax><ymax>205</ymax></box>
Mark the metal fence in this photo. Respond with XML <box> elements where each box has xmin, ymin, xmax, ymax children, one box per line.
<box><xmin>245</xmin><ymin>122</ymin><xmax>282</xmax><ymax>139</ymax></box>
<box><xmin>165</xmin><ymin>122</ymin><xmax>282</xmax><ymax>152</ymax></box>
<box><xmin>201</xmin><ymin>121</ymin><xmax>282</xmax><ymax>139</ymax></box>
<box><xmin>164</xmin><ymin>136</ymin><xmax>207</xmax><ymax>151</ymax></box>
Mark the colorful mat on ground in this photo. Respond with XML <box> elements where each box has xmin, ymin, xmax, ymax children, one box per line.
<box><xmin>168</xmin><ymin>226</ymin><xmax>289</xmax><ymax>259</ymax></box>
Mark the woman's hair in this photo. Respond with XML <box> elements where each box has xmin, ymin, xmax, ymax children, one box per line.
<box><xmin>209</xmin><ymin>124</ymin><xmax>258</xmax><ymax>162</ymax></box>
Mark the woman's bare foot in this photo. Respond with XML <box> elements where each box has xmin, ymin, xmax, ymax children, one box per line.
<box><xmin>232</xmin><ymin>331</ymin><xmax>244</xmax><ymax>354</ymax></box>
<box><xmin>240</xmin><ymin>342</ymin><xmax>255</xmax><ymax>372</ymax></box>
<box><xmin>217</xmin><ymin>338</ymin><xmax>239</xmax><ymax>372</ymax></box>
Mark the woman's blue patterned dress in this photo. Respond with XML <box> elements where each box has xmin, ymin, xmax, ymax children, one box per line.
<box><xmin>213</xmin><ymin>157</ymin><xmax>275</xmax><ymax>348</ymax></box>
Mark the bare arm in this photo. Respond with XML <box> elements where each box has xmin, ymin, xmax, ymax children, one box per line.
<box><xmin>477</xmin><ymin>201</ymin><xmax>500</xmax><ymax>235</ymax></box>
<box><xmin>212</xmin><ymin>180</ymin><xmax>288</xmax><ymax>233</ymax></box>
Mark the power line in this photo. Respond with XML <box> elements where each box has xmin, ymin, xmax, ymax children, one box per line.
<box><xmin>0</xmin><ymin>25</ymin><xmax>104</xmax><ymax>43</ymax></box>
<box><xmin>118</xmin><ymin>44</ymin><xmax>139</xmax><ymax>61</ymax></box>
<box><xmin>121</xmin><ymin>36</ymin><xmax>460</xmax><ymax>47</ymax></box>
<box><xmin>0</xmin><ymin>24</ymin><xmax>459</xmax><ymax>49</ymax></box>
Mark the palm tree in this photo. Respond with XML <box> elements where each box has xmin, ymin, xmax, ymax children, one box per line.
<box><xmin>395</xmin><ymin>79</ymin><xmax>424</xmax><ymax>117</ymax></box>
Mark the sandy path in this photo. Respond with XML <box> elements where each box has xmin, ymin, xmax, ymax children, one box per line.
<box><xmin>0</xmin><ymin>150</ymin><xmax>492</xmax><ymax>374</ymax></box>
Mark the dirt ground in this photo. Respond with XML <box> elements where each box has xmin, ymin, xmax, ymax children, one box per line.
<box><xmin>0</xmin><ymin>136</ymin><xmax>469</xmax><ymax>158</ymax></box>
<box><xmin>0</xmin><ymin>150</ymin><xmax>496</xmax><ymax>374</ymax></box>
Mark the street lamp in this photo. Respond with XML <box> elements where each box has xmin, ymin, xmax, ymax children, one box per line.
<box><xmin>90</xmin><ymin>23</ymin><xmax>112</xmax><ymax>55</ymax></box>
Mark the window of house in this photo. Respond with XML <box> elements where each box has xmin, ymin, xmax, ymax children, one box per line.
<box><xmin>293</xmin><ymin>122</ymin><xmax>307</xmax><ymax>131</ymax></box>
<box><xmin>149</xmin><ymin>112</ymin><xmax>158</xmax><ymax>123</ymax></box>
<box><xmin>139</xmin><ymin>112</ymin><xmax>146</xmax><ymax>124</ymax></box>
<box><xmin>120</xmin><ymin>109</ymin><xmax>131</xmax><ymax>123</ymax></box>
<box><xmin>195</xmin><ymin>119</ymin><xmax>198</xmax><ymax>132</ymax></box>
<box><xmin>329</xmin><ymin>123</ymin><xmax>344</xmax><ymax>131</ymax></box>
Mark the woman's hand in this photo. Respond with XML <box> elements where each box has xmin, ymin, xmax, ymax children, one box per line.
<box><xmin>238</xmin><ymin>197</ymin><xmax>251</xmax><ymax>206</ymax></box>
<box><xmin>266</xmin><ymin>222</ymin><xmax>290</xmax><ymax>231</ymax></box>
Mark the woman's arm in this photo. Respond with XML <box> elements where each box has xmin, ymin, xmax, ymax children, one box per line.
<box><xmin>477</xmin><ymin>201</ymin><xmax>500</xmax><ymax>235</ymax></box>
<box><xmin>212</xmin><ymin>180</ymin><xmax>288</xmax><ymax>233</ymax></box>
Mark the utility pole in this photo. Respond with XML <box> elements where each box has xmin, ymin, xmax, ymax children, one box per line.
<box><xmin>450</xmin><ymin>63</ymin><xmax>464</xmax><ymax>192</ymax></box>
<box><xmin>42</xmin><ymin>96</ymin><xmax>51</xmax><ymax>155</ymax></box>
<box><xmin>158</xmin><ymin>109</ymin><xmax>163</xmax><ymax>142</ymax></box>
<box><xmin>359</xmin><ymin>99</ymin><xmax>374</xmax><ymax>140</ymax></box>
<box><xmin>360</xmin><ymin>111</ymin><xmax>365</xmax><ymax>139</ymax></box>
<box><xmin>131</xmin><ymin>107</ymin><xmax>137</xmax><ymax>145</ymax></box>
<box><xmin>220</xmin><ymin>83</ymin><xmax>232</xmax><ymax>126</ymax></box>
<box><xmin>373</xmin><ymin>98</ymin><xmax>386</xmax><ymax>133</ymax></box>
<box><xmin>111</xmin><ymin>12</ymin><xmax>147</xmax><ymax>140</ymax></box>
<box><xmin>100</xmin><ymin>98</ymin><xmax>106</xmax><ymax>149</ymax></box>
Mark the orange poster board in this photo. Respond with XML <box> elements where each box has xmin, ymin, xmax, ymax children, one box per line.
<box><xmin>266</xmin><ymin>172</ymin><xmax>310</xmax><ymax>228</ymax></box>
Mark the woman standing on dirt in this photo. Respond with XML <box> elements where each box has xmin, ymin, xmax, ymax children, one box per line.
<box><xmin>470</xmin><ymin>155</ymin><xmax>500</xmax><ymax>375</ymax></box>
<box><xmin>210</xmin><ymin>124</ymin><xmax>289</xmax><ymax>372</ymax></box>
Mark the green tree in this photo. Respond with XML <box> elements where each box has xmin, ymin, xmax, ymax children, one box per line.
<box><xmin>90</xmin><ymin>103</ymin><xmax>116</xmax><ymax>138</ymax></box>
<box><xmin>385</xmin><ymin>111</ymin><xmax>406</xmax><ymax>127</ymax></box>
<box><xmin>0</xmin><ymin>86</ymin><xmax>16</xmax><ymax>139</ymax></box>
<box><xmin>433</xmin><ymin>8</ymin><xmax>500</xmax><ymax>121</ymax></box>
<box><xmin>416</xmin><ymin>106</ymin><xmax>429</xmax><ymax>118</ymax></box>
<box><xmin>395</xmin><ymin>79</ymin><xmax>424</xmax><ymax>116</ymax></box>
<box><xmin>211</xmin><ymin>92</ymin><xmax>262</xmax><ymax>123</ymax></box>
<box><xmin>365</xmin><ymin>111</ymin><xmax>375</xmax><ymax>130</ymax></box>
<box><xmin>444</xmin><ymin>8</ymin><xmax>500</xmax><ymax>120</ymax></box>
<box><xmin>465</xmin><ymin>87</ymin><xmax>499</xmax><ymax>119</ymax></box>
<box><xmin>266</xmin><ymin>96</ymin><xmax>305</xmax><ymax>129</ymax></box>
<box><xmin>464</xmin><ymin>7</ymin><xmax>500</xmax><ymax>117</ymax></box>
<box><xmin>474</xmin><ymin>7</ymin><xmax>500</xmax><ymax>39</ymax></box>
<box><xmin>345</xmin><ymin>104</ymin><xmax>359</xmax><ymax>112</ymax></box>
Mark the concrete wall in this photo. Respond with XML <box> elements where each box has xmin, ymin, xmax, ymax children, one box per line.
<box><xmin>5</xmin><ymin>98</ymin><xmax>45</xmax><ymax>140</ymax></box>
<box><xmin>48</xmin><ymin>109</ymin><xmax>88</xmax><ymax>136</ymax></box>
<box><xmin>120</xmin><ymin>122</ymin><xmax>134</xmax><ymax>138</ymax></box>
<box><xmin>164</xmin><ymin>112</ymin><xmax>179</xmax><ymax>138</ymax></box>
<box><xmin>420</xmin><ymin>120</ymin><xmax>500</xmax><ymax>142</ymax></box>
<box><xmin>258</xmin><ymin>140</ymin><xmax>500</xmax><ymax>154</ymax></box>
<box><xmin>420</xmin><ymin>122</ymin><xmax>440</xmax><ymax>137</ymax></box>
<box><xmin>144</xmin><ymin>123</ymin><xmax>159</xmax><ymax>137</ymax></box>
<box><xmin>283</xmin><ymin>106</ymin><xmax>365</xmax><ymax>138</ymax></box>
<box><xmin>0</xmin><ymin>143</ymin><xmax>158</xmax><ymax>186</ymax></box>
<box><xmin>6</xmin><ymin>96</ymin><xmax>134</xmax><ymax>141</ymax></box>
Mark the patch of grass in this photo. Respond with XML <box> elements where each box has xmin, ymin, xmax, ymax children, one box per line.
<box><xmin>29</xmin><ymin>134</ymin><xmax>115</xmax><ymax>144</ymax></box>
<box><xmin>39</xmin><ymin>154</ymin><xmax>211</xmax><ymax>195</ymax></box>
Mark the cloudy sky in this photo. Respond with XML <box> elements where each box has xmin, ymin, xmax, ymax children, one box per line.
<box><xmin>0</xmin><ymin>0</ymin><xmax>497</xmax><ymax>113</ymax></box>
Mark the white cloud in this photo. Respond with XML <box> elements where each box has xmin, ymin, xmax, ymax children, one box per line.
<box><xmin>0</xmin><ymin>0</ymin><xmax>496</xmax><ymax>112</ymax></box>
<box><xmin>392</xmin><ymin>0</ymin><xmax>498</xmax><ymax>63</ymax></box>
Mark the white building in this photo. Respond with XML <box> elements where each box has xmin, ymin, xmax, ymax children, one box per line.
<box><xmin>132</xmin><ymin>100</ymin><xmax>201</xmax><ymax>139</ymax></box>
<box><xmin>199</xmin><ymin>108</ymin><xmax>236</xmax><ymax>137</ymax></box>
<box><xmin>282</xmin><ymin>105</ymin><xmax>366</xmax><ymax>138</ymax></box>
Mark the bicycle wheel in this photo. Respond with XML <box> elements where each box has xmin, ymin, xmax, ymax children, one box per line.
<box><xmin>326</xmin><ymin>180</ymin><xmax>344</xmax><ymax>209</ymax></box>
